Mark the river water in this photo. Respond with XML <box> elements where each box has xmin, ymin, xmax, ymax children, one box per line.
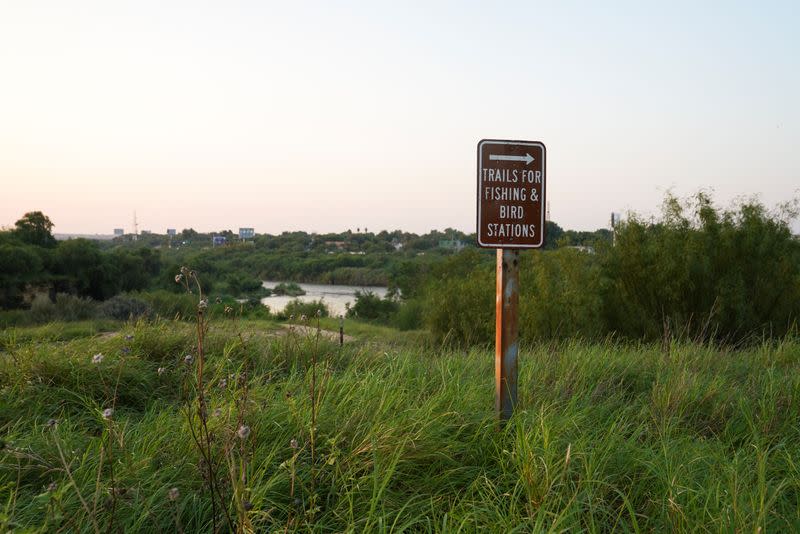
<box><xmin>260</xmin><ymin>281</ymin><xmax>389</xmax><ymax>317</ymax></box>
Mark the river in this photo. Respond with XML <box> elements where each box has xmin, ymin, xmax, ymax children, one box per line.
<box><xmin>260</xmin><ymin>281</ymin><xmax>389</xmax><ymax>317</ymax></box>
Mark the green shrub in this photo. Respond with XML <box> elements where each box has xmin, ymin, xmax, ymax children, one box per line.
<box><xmin>393</xmin><ymin>299</ymin><xmax>424</xmax><ymax>330</ymax></box>
<box><xmin>218</xmin><ymin>271</ymin><xmax>268</xmax><ymax>297</ymax></box>
<box><xmin>215</xmin><ymin>296</ymin><xmax>271</xmax><ymax>319</ymax></box>
<box><xmin>97</xmin><ymin>295</ymin><xmax>152</xmax><ymax>321</ymax></box>
<box><xmin>135</xmin><ymin>290</ymin><xmax>197</xmax><ymax>320</ymax></box>
<box><xmin>601</xmin><ymin>193</ymin><xmax>800</xmax><ymax>341</ymax></box>
<box><xmin>345</xmin><ymin>291</ymin><xmax>398</xmax><ymax>323</ymax></box>
<box><xmin>242</xmin><ymin>297</ymin><xmax>271</xmax><ymax>319</ymax></box>
<box><xmin>423</xmin><ymin>262</ymin><xmax>494</xmax><ymax>346</ymax></box>
<box><xmin>28</xmin><ymin>294</ymin><xmax>56</xmax><ymax>322</ymax></box>
<box><xmin>282</xmin><ymin>298</ymin><xmax>329</xmax><ymax>319</ymax></box>
<box><xmin>0</xmin><ymin>309</ymin><xmax>30</xmax><ymax>328</ymax></box>
<box><xmin>270</xmin><ymin>282</ymin><xmax>305</xmax><ymax>296</ymax></box>
<box><xmin>422</xmin><ymin>193</ymin><xmax>800</xmax><ymax>345</ymax></box>
<box><xmin>29</xmin><ymin>293</ymin><xmax>96</xmax><ymax>323</ymax></box>
<box><xmin>129</xmin><ymin>321</ymin><xmax>194</xmax><ymax>362</ymax></box>
<box><xmin>520</xmin><ymin>248</ymin><xmax>604</xmax><ymax>340</ymax></box>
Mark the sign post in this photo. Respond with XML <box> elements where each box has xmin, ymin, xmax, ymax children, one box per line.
<box><xmin>477</xmin><ymin>139</ymin><xmax>546</xmax><ymax>421</ymax></box>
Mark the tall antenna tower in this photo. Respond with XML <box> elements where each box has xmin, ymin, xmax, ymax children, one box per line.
<box><xmin>546</xmin><ymin>201</ymin><xmax>551</xmax><ymax>222</ymax></box>
<box><xmin>133</xmin><ymin>211</ymin><xmax>139</xmax><ymax>241</ymax></box>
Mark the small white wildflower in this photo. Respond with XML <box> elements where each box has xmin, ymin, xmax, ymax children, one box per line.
<box><xmin>184</xmin><ymin>354</ymin><xmax>194</xmax><ymax>365</ymax></box>
<box><xmin>218</xmin><ymin>378</ymin><xmax>227</xmax><ymax>389</ymax></box>
<box><xmin>168</xmin><ymin>487</ymin><xmax>180</xmax><ymax>501</ymax></box>
<box><xmin>290</xmin><ymin>438</ymin><xmax>298</xmax><ymax>450</ymax></box>
<box><xmin>237</xmin><ymin>425</ymin><xmax>251</xmax><ymax>439</ymax></box>
<box><xmin>174</xmin><ymin>274</ymin><xmax>183</xmax><ymax>283</ymax></box>
<box><xmin>102</xmin><ymin>408</ymin><xmax>114</xmax><ymax>420</ymax></box>
<box><xmin>289</xmin><ymin>314</ymin><xmax>294</xmax><ymax>321</ymax></box>
<box><xmin>198</xmin><ymin>299</ymin><xmax>208</xmax><ymax>311</ymax></box>
<box><xmin>47</xmin><ymin>481</ymin><xmax>58</xmax><ymax>492</ymax></box>
<box><xmin>46</xmin><ymin>418</ymin><xmax>58</xmax><ymax>428</ymax></box>
<box><xmin>157</xmin><ymin>367</ymin><xmax>166</xmax><ymax>375</ymax></box>
<box><xmin>315</xmin><ymin>309</ymin><xmax>322</xmax><ymax>317</ymax></box>
<box><xmin>300</xmin><ymin>314</ymin><xmax>307</xmax><ymax>322</ymax></box>
<box><xmin>92</xmin><ymin>353</ymin><xmax>104</xmax><ymax>364</ymax></box>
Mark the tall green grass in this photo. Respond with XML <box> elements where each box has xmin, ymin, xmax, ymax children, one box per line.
<box><xmin>0</xmin><ymin>320</ymin><xmax>798</xmax><ymax>531</ymax></box>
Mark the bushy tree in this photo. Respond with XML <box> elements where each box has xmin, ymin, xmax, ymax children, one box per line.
<box><xmin>520</xmin><ymin>248</ymin><xmax>604</xmax><ymax>340</ymax></box>
<box><xmin>601</xmin><ymin>193</ymin><xmax>800</xmax><ymax>341</ymax></box>
<box><xmin>422</xmin><ymin>249</ymin><xmax>495</xmax><ymax>345</ymax></box>
<box><xmin>53</xmin><ymin>239</ymin><xmax>114</xmax><ymax>300</ymax></box>
<box><xmin>0</xmin><ymin>242</ymin><xmax>46</xmax><ymax>308</ymax></box>
<box><xmin>346</xmin><ymin>291</ymin><xmax>398</xmax><ymax>323</ymax></box>
<box><xmin>421</xmin><ymin>192</ymin><xmax>800</xmax><ymax>345</ymax></box>
<box><xmin>14</xmin><ymin>211</ymin><xmax>57</xmax><ymax>248</ymax></box>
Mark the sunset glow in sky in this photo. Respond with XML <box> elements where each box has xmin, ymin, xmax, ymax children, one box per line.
<box><xmin>1</xmin><ymin>1</ymin><xmax>798</xmax><ymax>234</ymax></box>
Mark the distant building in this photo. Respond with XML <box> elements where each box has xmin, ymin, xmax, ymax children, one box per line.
<box><xmin>166</xmin><ymin>229</ymin><xmax>177</xmax><ymax>236</ymax></box>
<box><xmin>239</xmin><ymin>228</ymin><xmax>255</xmax><ymax>240</ymax></box>
<box><xmin>567</xmin><ymin>245</ymin><xmax>595</xmax><ymax>254</ymax></box>
<box><xmin>212</xmin><ymin>236</ymin><xmax>227</xmax><ymax>246</ymax></box>
<box><xmin>113</xmin><ymin>228</ymin><xmax>124</xmax><ymax>237</ymax></box>
<box><xmin>439</xmin><ymin>239</ymin><xmax>465</xmax><ymax>252</ymax></box>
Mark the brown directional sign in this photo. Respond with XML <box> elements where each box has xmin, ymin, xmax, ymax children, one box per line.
<box><xmin>477</xmin><ymin>139</ymin><xmax>546</xmax><ymax>248</ymax></box>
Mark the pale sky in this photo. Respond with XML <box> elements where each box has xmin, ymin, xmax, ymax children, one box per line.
<box><xmin>1</xmin><ymin>1</ymin><xmax>798</xmax><ymax>234</ymax></box>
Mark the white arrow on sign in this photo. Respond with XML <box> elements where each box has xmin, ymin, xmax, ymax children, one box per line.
<box><xmin>489</xmin><ymin>153</ymin><xmax>534</xmax><ymax>165</ymax></box>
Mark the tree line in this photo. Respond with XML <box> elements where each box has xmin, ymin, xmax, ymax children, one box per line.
<box><xmin>0</xmin><ymin>212</ymin><xmax>161</xmax><ymax>308</ymax></box>
<box><xmin>7</xmin><ymin>193</ymin><xmax>789</xmax><ymax>346</ymax></box>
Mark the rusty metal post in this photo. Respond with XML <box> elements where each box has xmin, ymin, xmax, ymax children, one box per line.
<box><xmin>496</xmin><ymin>248</ymin><xmax>519</xmax><ymax>421</ymax></box>
<box><xmin>339</xmin><ymin>316</ymin><xmax>344</xmax><ymax>347</ymax></box>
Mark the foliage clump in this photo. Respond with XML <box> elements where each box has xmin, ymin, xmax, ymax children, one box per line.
<box><xmin>423</xmin><ymin>193</ymin><xmax>800</xmax><ymax>345</ymax></box>
<box><xmin>282</xmin><ymin>298</ymin><xmax>329</xmax><ymax>319</ymax></box>
<box><xmin>271</xmin><ymin>282</ymin><xmax>306</xmax><ymax>297</ymax></box>
<box><xmin>96</xmin><ymin>295</ymin><xmax>152</xmax><ymax>321</ymax></box>
<box><xmin>345</xmin><ymin>290</ymin><xmax>398</xmax><ymax>323</ymax></box>
<box><xmin>29</xmin><ymin>293</ymin><xmax>96</xmax><ymax>323</ymax></box>
<box><xmin>602</xmin><ymin>192</ymin><xmax>800</xmax><ymax>341</ymax></box>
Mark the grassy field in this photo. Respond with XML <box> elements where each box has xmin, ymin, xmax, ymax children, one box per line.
<box><xmin>0</xmin><ymin>317</ymin><xmax>799</xmax><ymax>532</ymax></box>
